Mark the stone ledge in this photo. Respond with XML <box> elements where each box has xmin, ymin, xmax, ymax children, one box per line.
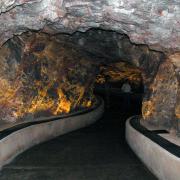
<box><xmin>126</xmin><ymin>116</ymin><xmax>180</xmax><ymax>180</ymax></box>
<box><xmin>0</xmin><ymin>97</ymin><xmax>104</xmax><ymax>169</ymax></box>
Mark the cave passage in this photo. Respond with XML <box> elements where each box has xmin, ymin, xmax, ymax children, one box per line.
<box><xmin>0</xmin><ymin>0</ymin><xmax>180</xmax><ymax>178</ymax></box>
<box><xmin>0</xmin><ymin>28</ymin><xmax>178</xmax><ymax>179</ymax></box>
<box><xmin>0</xmin><ymin>29</ymin><xmax>157</xmax><ymax>179</ymax></box>
<box><xmin>0</xmin><ymin>90</ymin><xmax>157</xmax><ymax>180</ymax></box>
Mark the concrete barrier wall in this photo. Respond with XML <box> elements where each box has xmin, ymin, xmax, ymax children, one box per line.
<box><xmin>0</xmin><ymin>98</ymin><xmax>104</xmax><ymax>169</ymax></box>
<box><xmin>126</xmin><ymin>117</ymin><xmax>180</xmax><ymax>180</ymax></box>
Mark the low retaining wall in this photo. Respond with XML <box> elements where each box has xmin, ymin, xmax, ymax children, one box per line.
<box><xmin>0</xmin><ymin>97</ymin><xmax>104</xmax><ymax>169</ymax></box>
<box><xmin>126</xmin><ymin>116</ymin><xmax>180</xmax><ymax>180</ymax></box>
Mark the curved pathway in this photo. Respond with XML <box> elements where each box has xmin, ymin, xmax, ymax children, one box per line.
<box><xmin>0</xmin><ymin>95</ymin><xmax>156</xmax><ymax>180</ymax></box>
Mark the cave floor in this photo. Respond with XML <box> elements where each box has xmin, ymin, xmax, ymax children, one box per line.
<box><xmin>0</xmin><ymin>94</ymin><xmax>157</xmax><ymax>180</ymax></box>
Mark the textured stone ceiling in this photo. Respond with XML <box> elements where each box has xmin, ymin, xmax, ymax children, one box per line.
<box><xmin>0</xmin><ymin>0</ymin><xmax>180</xmax><ymax>52</ymax></box>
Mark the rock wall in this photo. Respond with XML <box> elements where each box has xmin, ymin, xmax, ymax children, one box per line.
<box><xmin>169</xmin><ymin>53</ymin><xmax>180</xmax><ymax>134</ymax></box>
<box><xmin>0</xmin><ymin>0</ymin><xmax>180</xmax><ymax>52</ymax></box>
<box><xmin>142</xmin><ymin>57</ymin><xmax>179</xmax><ymax>132</ymax></box>
<box><xmin>0</xmin><ymin>32</ymin><xmax>98</xmax><ymax>122</ymax></box>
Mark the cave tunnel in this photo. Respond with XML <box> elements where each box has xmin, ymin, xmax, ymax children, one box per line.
<box><xmin>0</xmin><ymin>1</ymin><xmax>180</xmax><ymax>180</ymax></box>
<box><xmin>0</xmin><ymin>28</ymin><xmax>173</xmax><ymax>180</ymax></box>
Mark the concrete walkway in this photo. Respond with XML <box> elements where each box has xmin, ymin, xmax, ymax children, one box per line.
<box><xmin>0</xmin><ymin>96</ymin><xmax>157</xmax><ymax>180</ymax></box>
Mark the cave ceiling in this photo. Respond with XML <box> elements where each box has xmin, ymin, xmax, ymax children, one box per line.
<box><xmin>0</xmin><ymin>0</ymin><xmax>180</xmax><ymax>53</ymax></box>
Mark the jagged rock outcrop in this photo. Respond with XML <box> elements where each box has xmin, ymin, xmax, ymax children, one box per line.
<box><xmin>0</xmin><ymin>0</ymin><xmax>180</xmax><ymax>52</ymax></box>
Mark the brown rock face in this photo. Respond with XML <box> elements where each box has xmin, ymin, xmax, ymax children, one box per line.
<box><xmin>169</xmin><ymin>53</ymin><xmax>180</xmax><ymax>133</ymax></box>
<box><xmin>0</xmin><ymin>32</ymin><xmax>97</xmax><ymax>122</ymax></box>
<box><xmin>142</xmin><ymin>54</ymin><xmax>180</xmax><ymax>132</ymax></box>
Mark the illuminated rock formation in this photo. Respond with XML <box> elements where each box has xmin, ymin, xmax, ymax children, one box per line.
<box><xmin>0</xmin><ymin>32</ymin><xmax>97</xmax><ymax>122</ymax></box>
<box><xmin>95</xmin><ymin>62</ymin><xmax>142</xmax><ymax>86</ymax></box>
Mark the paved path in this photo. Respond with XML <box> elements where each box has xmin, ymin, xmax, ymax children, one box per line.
<box><xmin>0</xmin><ymin>96</ymin><xmax>157</xmax><ymax>180</ymax></box>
